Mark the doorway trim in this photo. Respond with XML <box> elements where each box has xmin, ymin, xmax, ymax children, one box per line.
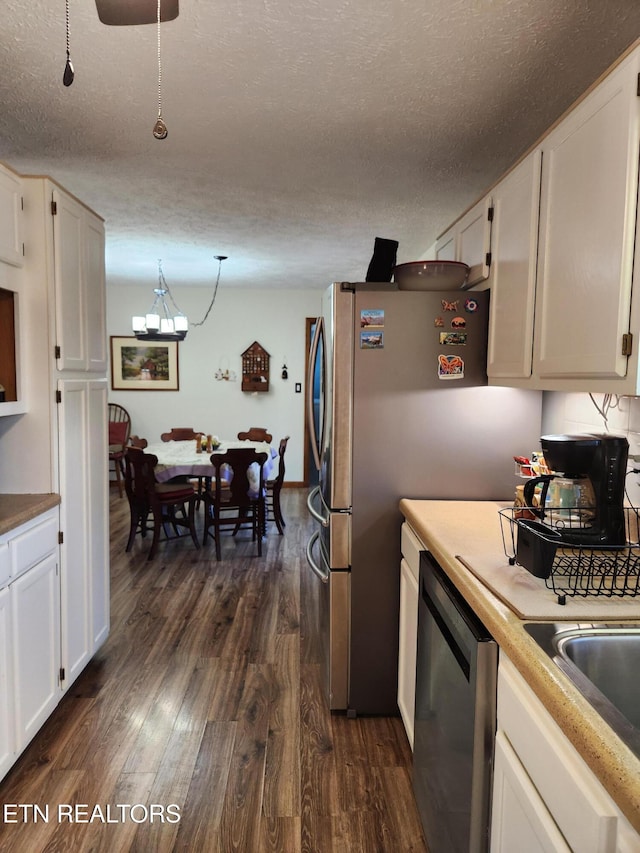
<box><xmin>303</xmin><ymin>317</ymin><xmax>316</xmax><ymax>487</ymax></box>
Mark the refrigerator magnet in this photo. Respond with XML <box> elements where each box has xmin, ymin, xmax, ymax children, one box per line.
<box><xmin>441</xmin><ymin>298</ymin><xmax>459</xmax><ymax>312</ymax></box>
<box><xmin>434</xmin><ymin>316</ymin><xmax>445</xmax><ymax>328</ymax></box>
<box><xmin>437</xmin><ymin>354</ymin><xmax>465</xmax><ymax>379</ymax></box>
<box><xmin>439</xmin><ymin>332</ymin><xmax>467</xmax><ymax>346</ymax></box>
<box><xmin>464</xmin><ymin>297</ymin><xmax>479</xmax><ymax>313</ymax></box>
<box><xmin>360</xmin><ymin>309</ymin><xmax>384</xmax><ymax>329</ymax></box>
<box><xmin>451</xmin><ymin>316</ymin><xmax>466</xmax><ymax>329</ymax></box>
<box><xmin>360</xmin><ymin>330</ymin><xmax>384</xmax><ymax>349</ymax></box>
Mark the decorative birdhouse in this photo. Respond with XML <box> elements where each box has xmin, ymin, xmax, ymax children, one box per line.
<box><xmin>241</xmin><ymin>341</ymin><xmax>270</xmax><ymax>392</ymax></box>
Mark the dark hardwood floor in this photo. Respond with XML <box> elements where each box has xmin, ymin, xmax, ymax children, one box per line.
<box><xmin>0</xmin><ymin>488</ymin><xmax>427</xmax><ymax>852</ymax></box>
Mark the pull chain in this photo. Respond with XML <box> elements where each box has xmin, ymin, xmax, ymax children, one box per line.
<box><xmin>152</xmin><ymin>0</ymin><xmax>168</xmax><ymax>139</ymax></box>
<box><xmin>63</xmin><ymin>0</ymin><xmax>74</xmax><ymax>86</ymax></box>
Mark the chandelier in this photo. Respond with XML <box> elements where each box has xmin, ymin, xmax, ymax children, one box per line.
<box><xmin>132</xmin><ymin>255</ymin><xmax>227</xmax><ymax>342</ymax></box>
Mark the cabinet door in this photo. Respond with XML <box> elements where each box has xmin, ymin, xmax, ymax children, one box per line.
<box><xmin>52</xmin><ymin>189</ymin><xmax>86</xmax><ymax>371</ymax></box>
<box><xmin>491</xmin><ymin>731</ymin><xmax>571</xmax><ymax>853</ymax></box>
<box><xmin>435</xmin><ymin>226</ymin><xmax>456</xmax><ymax>261</ymax></box>
<box><xmin>57</xmin><ymin>378</ymin><xmax>110</xmax><ymax>684</ymax></box>
<box><xmin>457</xmin><ymin>196</ymin><xmax>493</xmax><ymax>286</ymax></box>
<box><xmin>498</xmin><ymin>657</ymin><xmax>619</xmax><ymax>853</ymax></box>
<box><xmin>398</xmin><ymin>557</ymin><xmax>419</xmax><ymax>749</ymax></box>
<box><xmin>534</xmin><ymin>52</ymin><xmax>640</xmax><ymax>379</ymax></box>
<box><xmin>57</xmin><ymin>380</ymin><xmax>91</xmax><ymax>686</ymax></box>
<box><xmin>0</xmin><ymin>164</ymin><xmax>23</xmax><ymax>267</ymax></box>
<box><xmin>84</xmin><ymin>212</ymin><xmax>107</xmax><ymax>373</ymax></box>
<box><xmin>487</xmin><ymin>151</ymin><xmax>542</xmax><ymax>379</ymax></box>
<box><xmin>88</xmin><ymin>379</ymin><xmax>109</xmax><ymax>650</ymax></box>
<box><xmin>12</xmin><ymin>552</ymin><xmax>60</xmax><ymax>752</ymax></box>
<box><xmin>0</xmin><ymin>586</ymin><xmax>15</xmax><ymax>780</ymax></box>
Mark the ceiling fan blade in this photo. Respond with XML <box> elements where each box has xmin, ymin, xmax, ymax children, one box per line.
<box><xmin>95</xmin><ymin>0</ymin><xmax>179</xmax><ymax>26</ymax></box>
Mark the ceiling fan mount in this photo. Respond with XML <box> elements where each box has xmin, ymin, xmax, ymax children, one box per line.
<box><xmin>95</xmin><ymin>0</ymin><xmax>179</xmax><ymax>26</ymax></box>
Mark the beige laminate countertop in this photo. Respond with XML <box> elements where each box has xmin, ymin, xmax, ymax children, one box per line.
<box><xmin>0</xmin><ymin>493</ymin><xmax>60</xmax><ymax>536</ymax></box>
<box><xmin>400</xmin><ymin>498</ymin><xmax>640</xmax><ymax>837</ymax></box>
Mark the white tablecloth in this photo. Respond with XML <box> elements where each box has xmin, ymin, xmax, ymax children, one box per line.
<box><xmin>144</xmin><ymin>439</ymin><xmax>276</xmax><ymax>487</ymax></box>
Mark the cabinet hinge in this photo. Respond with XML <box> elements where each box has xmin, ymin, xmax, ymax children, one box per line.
<box><xmin>622</xmin><ymin>333</ymin><xmax>633</xmax><ymax>356</ymax></box>
<box><xmin>20</xmin><ymin>196</ymin><xmax>24</xmax><ymax>211</ymax></box>
<box><xmin>637</xmin><ymin>72</ymin><xmax>640</xmax><ymax>96</ymax></box>
<box><xmin>59</xmin><ymin>667</ymin><xmax>66</xmax><ymax>683</ymax></box>
<box><xmin>51</xmin><ymin>199</ymin><xmax>57</xmax><ymax>216</ymax></box>
<box><xmin>487</xmin><ymin>206</ymin><xmax>494</xmax><ymax>222</ymax></box>
<box><xmin>485</xmin><ymin>252</ymin><xmax>492</xmax><ymax>268</ymax></box>
<box><xmin>58</xmin><ymin>531</ymin><xmax>64</xmax><ymax>545</ymax></box>
<box><xmin>56</xmin><ymin>389</ymin><xmax>62</xmax><ymax>403</ymax></box>
<box><xmin>54</xmin><ymin>344</ymin><xmax>61</xmax><ymax>359</ymax></box>
<box><xmin>22</xmin><ymin>242</ymin><xmax>25</xmax><ymax>256</ymax></box>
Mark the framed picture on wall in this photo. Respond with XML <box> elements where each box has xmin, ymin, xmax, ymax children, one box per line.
<box><xmin>110</xmin><ymin>336</ymin><xmax>179</xmax><ymax>391</ymax></box>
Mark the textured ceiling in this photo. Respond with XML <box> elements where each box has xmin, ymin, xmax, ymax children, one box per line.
<box><xmin>1</xmin><ymin>1</ymin><xmax>640</xmax><ymax>290</ymax></box>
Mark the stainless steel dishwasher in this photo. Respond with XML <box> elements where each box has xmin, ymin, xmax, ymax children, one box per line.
<box><xmin>413</xmin><ymin>550</ymin><xmax>497</xmax><ymax>853</ymax></box>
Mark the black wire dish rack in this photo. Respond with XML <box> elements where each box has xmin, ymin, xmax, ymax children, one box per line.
<box><xmin>499</xmin><ymin>506</ymin><xmax>640</xmax><ymax>601</ymax></box>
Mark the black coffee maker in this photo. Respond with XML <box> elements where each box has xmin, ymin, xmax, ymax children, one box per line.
<box><xmin>532</xmin><ymin>433</ymin><xmax>629</xmax><ymax>547</ymax></box>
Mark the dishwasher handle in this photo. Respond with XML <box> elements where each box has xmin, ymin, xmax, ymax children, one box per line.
<box><xmin>422</xmin><ymin>578</ymin><xmax>471</xmax><ymax>681</ymax></box>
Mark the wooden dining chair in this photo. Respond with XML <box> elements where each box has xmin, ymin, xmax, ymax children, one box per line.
<box><xmin>123</xmin><ymin>446</ymin><xmax>200</xmax><ymax>561</ymax></box>
<box><xmin>128</xmin><ymin>435</ymin><xmax>148</xmax><ymax>449</ymax></box>
<box><xmin>266</xmin><ymin>436</ymin><xmax>289</xmax><ymax>534</ymax></box>
<box><xmin>202</xmin><ymin>448</ymin><xmax>268</xmax><ymax>560</ymax></box>
<box><xmin>160</xmin><ymin>427</ymin><xmax>204</xmax><ymax>442</ymax></box>
<box><xmin>108</xmin><ymin>403</ymin><xmax>132</xmax><ymax>498</ymax></box>
<box><xmin>159</xmin><ymin>426</ymin><xmax>207</xmax><ymax>497</ymax></box>
<box><xmin>237</xmin><ymin>427</ymin><xmax>273</xmax><ymax>443</ymax></box>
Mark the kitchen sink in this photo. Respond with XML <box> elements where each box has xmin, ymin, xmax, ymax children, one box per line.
<box><xmin>523</xmin><ymin>622</ymin><xmax>640</xmax><ymax>759</ymax></box>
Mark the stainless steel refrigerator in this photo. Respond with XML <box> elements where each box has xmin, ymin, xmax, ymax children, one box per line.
<box><xmin>306</xmin><ymin>282</ymin><xmax>542</xmax><ymax>715</ymax></box>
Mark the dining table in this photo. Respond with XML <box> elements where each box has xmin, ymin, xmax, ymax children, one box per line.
<box><xmin>144</xmin><ymin>438</ymin><xmax>277</xmax><ymax>487</ymax></box>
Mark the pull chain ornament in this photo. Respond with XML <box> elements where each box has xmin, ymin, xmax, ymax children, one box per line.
<box><xmin>153</xmin><ymin>0</ymin><xmax>168</xmax><ymax>138</ymax></box>
<box><xmin>63</xmin><ymin>0</ymin><xmax>74</xmax><ymax>86</ymax></box>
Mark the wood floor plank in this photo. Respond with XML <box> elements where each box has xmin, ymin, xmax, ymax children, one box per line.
<box><xmin>210</xmin><ymin>664</ymin><xmax>273</xmax><ymax>853</ymax></box>
<box><xmin>0</xmin><ymin>489</ymin><xmax>427</xmax><ymax>852</ymax></box>
<box><xmin>169</xmin><ymin>721</ymin><xmax>237</xmax><ymax>852</ymax></box>
<box><xmin>130</xmin><ymin>662</ymin><xmax>223</xmax><ymax>853</ymax></box>
<box><xmin>0</xmin><ymin>769</ymin><xmax>85</xmax><ymax>853</ymax></box>
<box><xmin>262</xmin><ymin>633</ymin><xmax>300</xmax><ymax>818</ymax></box>
<box><xmin>258</xmin><ymin>815</ymin><xmax>302</xmax><ymax>853</ymax></box>
<box><xmin>299</xmin><ymin>663</ymin><xmax>341</xmax><ymax>821</ymax></box>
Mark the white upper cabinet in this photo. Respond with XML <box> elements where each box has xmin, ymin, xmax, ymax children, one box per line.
<box><xmin>435</xmin><ymin>226</ymin><xmax>456</xmax><ymax>261</ymax></box>
<box><xmin>457</xmin><ymin>195</ymin><xmax>493</xmax><ymax>286</ymax></box>
<box><xmin>435</xmin><ymin>195</ymin><xmax>493</xmax><ymax>287</ymax></box>
<box><xmin>84</xmin><ymin>212</ymin><xmax>107</xmax><ymax>373</ymax></box>
<box><xmin>0</xmin><ymin>164</ymin><xmax>23</xmax><ymax>268</ymax></box>
<box><xmin>533</xmin><ymin>47</ymin><xmax>640</xmax><ymax>386</ymax></box>
<box><xmin>484</xmin><ymin>42</ymin><xmax>640</xmax><ymax>393</ymax></box>
<box><xmin>52</xmin><ymin>188</ymin><xmax>107</xmax><ymax>374</ymax></box>
<box><xmin>487</xmin><ymin>150</ymin><xmax>542</xmax><ymax>379</ymax></box>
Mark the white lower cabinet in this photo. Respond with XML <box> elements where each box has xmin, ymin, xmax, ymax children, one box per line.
<box><xmin>491</xmin><ymin>656</ymin><xmax>638</xmax><ymax>853</ymax></box>
<box><xmin>12</xmin><ymin>551</ymin><xmax>60</xmax><ymax>752</ymax></box>
<box><xmin>57</xmin><ymin>378</ymin><xmax>109</xmax><ymax>686</ymax></box>
<box><xmin>492</xmin><ymin>730</ymin><xmax>571</xmax><ymax>852</ymax></box>
<box><xmin>0</xmin><ymin>508</ymin><xmax>64</xmax><ymax>781</ymax></box>
<box><xmin>0</xmin><ymin>586</ymin><xmax>15</xmax><ymax>779</ymax></box>
<box><xmin>398</xmin><ymin>523</ymin><xmax>422</xmax><ymax>749</ymax></box>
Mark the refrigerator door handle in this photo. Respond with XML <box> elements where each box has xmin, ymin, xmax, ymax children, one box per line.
<box><xmin>306</xmin><ymin>531</ymin><xmax>329</xmax><ymax>583</ymax></box>
<box><xmin>306</xmin><ymin>484</ymin><xmax>329</xmax><ymax>526</ymax></box>
<box><xmin>306</xmin><ymin>315</ymin><xmax>324</xmax><ymax>473</ymax></box>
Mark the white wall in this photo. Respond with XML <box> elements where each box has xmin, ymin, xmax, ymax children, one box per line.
<box><xmin>106</xmin><ymin>283</ymin><xmax>324</xmax><ymax>483</ymax></box>
<box><xmin>541</xmin><ymin>391</ymin><xmax>640</xmax><ymax>505</ymax></box>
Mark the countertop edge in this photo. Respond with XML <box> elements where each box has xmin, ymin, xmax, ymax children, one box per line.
<box><xmin>0</xmin><ymin>493</ymin><xmax>61</xmax><ymax>537</ymax></box>
<box><xmin>400</xmin><ymin>498</ymin><xmax>640</xmax><ymax>837</ymax></box>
